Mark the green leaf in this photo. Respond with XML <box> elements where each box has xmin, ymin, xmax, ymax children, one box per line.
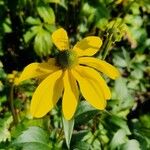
<box><xmin>114</xmin><ymin>77</ymin><xmax>134</xmax><ymax>110</ymax></box>
<box><xmin>70</xmin><ymin>131</ymin><xmax>90</xmax><ymax>150</ymax></box>
<box><xmin>113</xmin><ymin>55</ymin><xmax>127</xmax><ymax>67</ymax></box>
<box><xmin>0</xmin><ymin>116</ymin><xmax>13</xmax><ymax>142</ymax></box>
<box><xmin>140</xmin><ymin>114</ymin><xmax>150</xmax><ymax>128</ymax></box>
<box><xmin>34</xmin><ymin>29</ymin><xmax>52</xmax><ymax>57</ymax></box>
<box><xmin>43</xmin><ymin>24</ymin><xmax>56</xmax><ymax>33</ymax></box>
<box><xmin>72</xmin><ymin>141</ymin><xmax>91</xmax><ymax>150</ymax></box>
<box><xmin>13</xmin><ymin>126</ymin><xmax>51</xmax><ymax>150</ymax></box>
<box><xmin>122</xmin><ymin>48</ymin><xmax>131</xmax><ymax>70</ymax></box>
<box><xmin>109</xmin><ymin>115</ymin><xmax>131</xmax><ymax>135</ymax></box>
<box><xmin>71</xmin><ymin>130</ymin><xmax>89</xmax><ymax>147</ymax></box>
<box><xmin>109</xmin><ymin>129</ymin><xmax>128</xmax><ymax>150</ymax></box>
<box><xmin>75</xmin><ymin>101</ymin><xmax>99</xmax><ymax>126</ymax></box>
<box><xmin>22</xmin><ymin>143</ymin><xmax>52</xmax><ymax>150</ymax></box>
<box><xmin>131</xmin><ymin>69</ymin><xmax>143</xmax><ymax>79</ymax></box>
<box><xmin>45</xmin><ymin>0</ymin><xmax>60</xmax><ymax>3</ymax></box>
<box><xmin>125</xmin><ymin>15</ymin><xmax>143</xmax><ymax>27</ymax></box>
<box><xmin>131</xmin><ymin>118</ymin><xmax>150</xmax><ymax>149</ymax></box>
<box><xmin>37</xmin><ymin>6</ymin><xmax>55</xmax><ymax>24</ymax></box>
<box><xmin>93</xmin><ymin>139</ymin><xmax>101</xmax><ymax>149</ymax></box>
<box><xmin>63</xmin><ymin>117</ymin><xmax>74</xmax><ymax>149</ymax></box>
<box><xmin>96</xmin><ymin>18</ymin><xmax>108</xmax><ymax>31</ymax></box>
<box><xmin>45</xmin><ymin>0</ymin><xmax>67</xmax><ymax>9</ymax></box>
<box><xmin>25</xmin><ymin>17</ymin><xmax>41</xmax><ymax>25</ymax></box>
<box><xmin>121</xmin><ymin>140</ymin><xmax>141</xmax><ymax>150</ymax></box>
<box><xmin>24</xmin><ymin>26</ymin><xmax>41</xmax><ymax>43</ymax></box>
<box><xmin>94</xmin><ymin>2</ymin><xmax>110</xmax><ymax>21</ymax></box>
<box><xmin>2</xmin><ymin>18</ymin><xmax>12</xmax><ymax>33</ymax></box>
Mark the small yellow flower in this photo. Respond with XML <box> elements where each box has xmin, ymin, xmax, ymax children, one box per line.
<box><xmin>16</xmin><ymin>28</ymin><xmax>120</xmax><ymax>120</ymax></box>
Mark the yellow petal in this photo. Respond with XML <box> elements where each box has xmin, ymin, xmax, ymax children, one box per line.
<box><xmin>30</xmin><ymin>70</ymin><xmax>63</xmax><ymax>118</ymax></box>
<box><xmin>73</xmin><ymin>36</ymin><xmax>102</xmax><ymax>56</ymax></box>
<box><xmin>71</xmin><ymin>66</ymin><xmax>106</xmax><ymax>110</ymax></box>
<box><xmin>62</xmin><ymin>70</ymin><xmax>79</xmax><ymax>120</ymax></box>
<box><xmin>79</xmin><ymin>65</ymin><xmax>111</xmax><ymax>99</ymax></box>
<box><xmin>78</xmin><ymin>65</ymin><xmax>111</xmax><ymax>100</ymax></box>
<box><xmin>16</xmin><ymin>58</ymin><xmax>58</xmax><ymax>84</ymax></box>
<box><xmin>79</xmin><ymin>57</ymin><xmax>120</xmax><ymax>79</ymax></box>
<box><xmin>52</xmin><ymin>28</ymin><xmax>69</xmax><ymax>50</ymax></box>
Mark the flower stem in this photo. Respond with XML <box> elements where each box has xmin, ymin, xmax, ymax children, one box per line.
<box><xmin>102</xmin><ymin>33</ymin><xmax>113</xmax><ymax>60</ymax></box>
<box><xmin>9</xmin><ymin>84</ymin><xmax>18</xmax><ymax>125</ymax></box>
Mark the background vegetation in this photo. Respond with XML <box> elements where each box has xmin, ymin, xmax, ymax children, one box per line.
<box><xmin>0</xmin><ymin>0</ymin><xmax>150</xmax><ymax>149</ymax></box>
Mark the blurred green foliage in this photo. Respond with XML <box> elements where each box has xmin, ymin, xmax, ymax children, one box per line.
<box><xmin>0</xmin><ymin>0</ymin><xmax>150</xmax><ymax>149</ymax></box>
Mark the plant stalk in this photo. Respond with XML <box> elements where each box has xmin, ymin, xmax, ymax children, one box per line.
<box><xmin>9</xmin><ymin>84</ymin><xmax>18</xmax><ymax>125</ymax></box>
<box><xmin>102</xmin><ymin>33</ymin><xmax>113</xmax><ymax>60</ymax></box>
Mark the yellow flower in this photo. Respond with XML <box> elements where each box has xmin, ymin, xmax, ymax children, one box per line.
<box><xmin>16</xmin><ymin>28</ymin><xmax>120</xmax><ymax>120</ymax></box>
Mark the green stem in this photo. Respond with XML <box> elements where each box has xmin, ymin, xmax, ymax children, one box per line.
<box><xmin>102</xmin><ymin>33</ymin><xmax>113</xmax><ymax>60</ymax></box>
<box><xmin>57</xmin><ymin>128</ymin><xmax>64</xmax><ymax>143</ymax></box>
<box><xmin>97</xmin><ymin>20</ymin><xmax>117</xmax><ymax>60</ymax></box>
<box><xmin>9</xmin><ymin>84</ymin><xmax>18</xmax><ymax>125</ymax></box>
<box><xmin>96</xmin><ymin>34</ymin><xmax>108</xmax><ymax>58</ymax></box>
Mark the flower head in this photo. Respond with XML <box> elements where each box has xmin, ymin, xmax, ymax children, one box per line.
<box><xmin>17</xmin><ymin>28</ymin><xmax>120</xmax><ymax>120</ymax></box>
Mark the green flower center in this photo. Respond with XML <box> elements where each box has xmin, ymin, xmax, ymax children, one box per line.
<box><xmin>56</xmin><ymin>50</ymin><xmax>78</xmax><ymax>68</ymax></box>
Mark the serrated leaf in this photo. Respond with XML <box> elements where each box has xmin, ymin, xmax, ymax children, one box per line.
<box><xmin>13</xmin><ymin>126</ymin><xmax>51</xmax><ymax>150</ymax></box>
<box><xmin>63</xmin><ymin>117</ymin><xmax>74</xmax><ymax>149</ymax></box>
<box><xmin>34</xmin><ymin>29</ymin><xmax>52</xmax><ymax>57</ymax></box>
<box><xmin>37</xmin><ymin>6</ymin><xmax>55</xmax><ymax>24</ymax></box>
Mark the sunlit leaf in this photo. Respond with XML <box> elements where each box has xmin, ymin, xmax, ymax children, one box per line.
<box><xmin>121</xmin><ymin>139</ymin><xmax>141</xmax><ymax>150</ymax></box>
<box><xmin>37</xmin><ymin>6</ymin><xmax>55</xmax><ymax>24</ymax></box>
<box><xmin>25</xmin><ymin>17</ymin><xmax>41</xmax><ymax>25</ymax></box>
<box><xmin>34</xmin><ymin>29</ymin><xmax>52</xmax><ymax>57</ymax></box>
<box><xmin>24</xmin><ymin>26</ymin><xmax>41</xmax><ymax>43</ymax></box>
